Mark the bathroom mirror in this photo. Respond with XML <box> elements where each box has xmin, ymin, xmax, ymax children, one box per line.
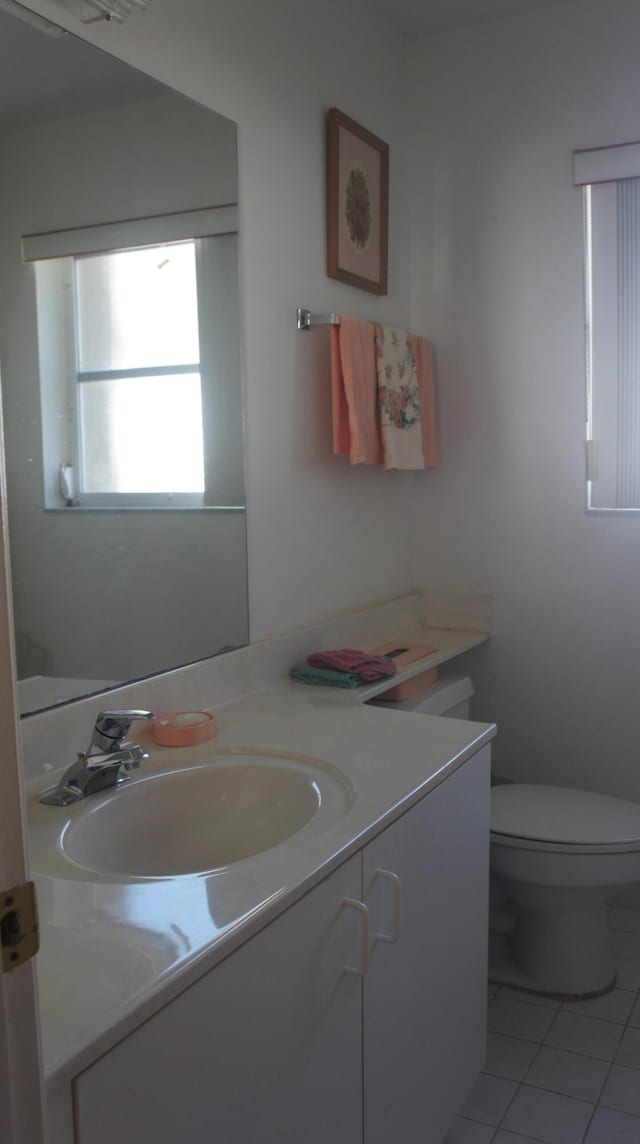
<box><xmin>0</xmin><ymin>4</ymin><xmax>248</xmax><ymax>716</ymax></box>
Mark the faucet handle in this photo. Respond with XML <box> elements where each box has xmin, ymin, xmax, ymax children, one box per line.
<box><xmin>90</xmin><ymin>709</ymin><xmax>155</xmax><ymax>753</ymax></box>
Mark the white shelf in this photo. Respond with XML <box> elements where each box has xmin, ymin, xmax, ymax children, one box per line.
<box><xmin>292</xmin><ymin>627</ymin><xmax>489</xmax><ymax>704</ymax></box>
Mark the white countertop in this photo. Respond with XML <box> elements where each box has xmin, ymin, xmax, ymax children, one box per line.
<box><xmin>29</xmin><ymin>673</ymin><xmax>495</xmax><ymax>1094</ymax></box>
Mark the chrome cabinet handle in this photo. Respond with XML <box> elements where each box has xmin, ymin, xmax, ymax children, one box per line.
<box><xmin>342</xmin><ymin>898</ymin><xmax>369</xmax><ymax>977</ymax></box>
<box><xmin>373</xmin><ymin>868</ymin><xmax>401</xmax><ymax>944</ymax></box>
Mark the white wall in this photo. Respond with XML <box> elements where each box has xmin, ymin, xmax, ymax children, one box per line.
<box><xmin>18</xmin><ymin>0</ymin><xmax>415</xmax><ymax>649</ymax></box>
<box><xmin>407</xmin><ymin>0</ymin><xmax>640</xmax><ymax>800</ymax></box>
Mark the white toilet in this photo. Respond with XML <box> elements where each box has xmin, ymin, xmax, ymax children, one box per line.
<box><xmin>372</xmin><ymin>674</ymin><xmax>640</xmax><ymax>998</ymax></box>
<box><xmin>490</xmin><ymin>784</ymin><xmax>640</xmax><ymax>997</ymax></box>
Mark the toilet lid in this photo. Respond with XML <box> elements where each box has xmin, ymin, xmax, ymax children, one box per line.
<box><xmin>491</xmin><ymin>784</ymin><xmax>640</xmax><ymax>846</ymax></box>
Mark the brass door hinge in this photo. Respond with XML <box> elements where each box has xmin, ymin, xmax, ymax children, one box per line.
<box><xmin>1</xmin><ymin>882</ymin><xmax>39</xmax><ymax>972</ymax></box>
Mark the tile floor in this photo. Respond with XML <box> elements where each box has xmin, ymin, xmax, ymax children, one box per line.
<box><xmin>444</xmin><ymin>907</ymin><xmax>640</xmax><ymax>1144</ymax></box>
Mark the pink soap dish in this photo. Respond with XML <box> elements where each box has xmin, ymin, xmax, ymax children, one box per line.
<box><xmin>152</xmin><ymin>711</ymin><xmax>217</xmax><ymax>747</ymax></box>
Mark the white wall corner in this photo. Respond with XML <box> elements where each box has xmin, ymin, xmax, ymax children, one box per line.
<box><xmin>420</xmin><ymin>589</ymin><xmax>492</xmax><ymax>634</ymax></box>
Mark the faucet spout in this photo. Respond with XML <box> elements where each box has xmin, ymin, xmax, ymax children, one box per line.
<box><xmin>40</xmin><ymin>710</ymin><xmax>154</xmax><ymax>807</ymax></box>
<box><xmin>86</xmin><ymin>708</ymin><xmax>155</xmax><ymax>755</ymax></box>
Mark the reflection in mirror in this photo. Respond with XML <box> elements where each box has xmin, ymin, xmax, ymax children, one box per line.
<box><xmin>0</xmin><ymin>4</ymin><xmax>248</xmax><ymax>715</ymax></box>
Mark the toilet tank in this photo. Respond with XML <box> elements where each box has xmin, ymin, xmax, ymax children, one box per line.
<box><xmin>370</xmin><ymin>674</ymin><xmax>475</xmax><ymax>719</ymax></box>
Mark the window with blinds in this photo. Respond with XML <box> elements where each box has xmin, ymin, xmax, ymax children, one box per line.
<box><xmin>577</xmin><ymin>142</ymin><xmax>640</xmax><ymax>511</ymax></box>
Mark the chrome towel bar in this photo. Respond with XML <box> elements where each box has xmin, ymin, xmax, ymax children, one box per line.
<box><xmin>297</xmin><ymin>307</ymin><xmax>341</xmax><ymax>330</ymax></box>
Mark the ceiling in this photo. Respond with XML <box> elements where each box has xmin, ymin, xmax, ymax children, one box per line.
<box><xmin>0</xmin><ymin>0</ymin><xmax>582</xmax><ymax>127</ymax></box>
<box><xmin>367</xmin><ymin>0</ymin><xmax>579</xmax><ymax>35</ymax></box>
<box><xmin>0</xmin><ymin>5</ymin><xmax>160</xmax><ymax>129</ymax></box>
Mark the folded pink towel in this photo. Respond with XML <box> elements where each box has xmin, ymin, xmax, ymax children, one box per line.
<box><xmin>307</xmin><ymin>648</ymin><xmax>397</xmax><ymax>683</ymax></box>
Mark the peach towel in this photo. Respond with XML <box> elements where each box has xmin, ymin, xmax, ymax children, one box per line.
<box><xmin>409</xmin><ymin>334</ymin><xmax>439</xmax><ymax>468</ymax></box>
<box><xmin>331</xmin><ymin>317</ymin><xmax>439</xmax><ymax>469</ymax></box>
<box><xmin>331</xmin><ymin>315</ymin><xmax>382</xmax><ymax>465</ymax></box>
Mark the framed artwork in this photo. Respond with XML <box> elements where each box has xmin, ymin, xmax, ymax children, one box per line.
<box><xmin>326</xmin><ymin>107</ymin><xmax>389</xmax><ymax>296</ymax></box>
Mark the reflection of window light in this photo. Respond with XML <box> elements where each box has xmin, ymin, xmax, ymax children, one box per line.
<box><xmin>75</xmin><ymin>243</ymin><xmax>205</xmax><ymax>498</ymax></box>
<box><xmin>32</xmin><ymin>213</ymin><xmax>244</xmax><ymax>513</ymax></box>
<box><xmin>34</xmin><ymin>240</ymin><xmax>211</xmax><ymax>508</ymax></box>
<box><xmin>78</xmin><ymin>373</ymin><xmax>205</xmax><ymax>494</ymax></box>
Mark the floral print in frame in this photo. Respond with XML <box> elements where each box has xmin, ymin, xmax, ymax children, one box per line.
<box><xmin>326</xmin><ymin>108</ymin><xmax>389</xmax><ymax>296</ymax></box>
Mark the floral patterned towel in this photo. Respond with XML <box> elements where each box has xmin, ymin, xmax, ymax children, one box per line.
<box><xmin>375</xmin><ymin>325</ymin><xmax>425</xmax><ymax>470</ymax></box>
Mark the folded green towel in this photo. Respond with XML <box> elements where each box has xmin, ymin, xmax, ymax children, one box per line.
<box><xmin>290</xmin><ymin>664</ymin><xmax>364</xmax><ymax>689</ymax></box>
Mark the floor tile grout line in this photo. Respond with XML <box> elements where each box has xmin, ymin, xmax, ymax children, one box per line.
<box><xmin>524</xmin><ymin>1036</ymin><xmax>616</xmax><ymax>1103</ymax></box>
<box><xmin>491</xmin><ymin>1048</ymin><xmax>545</xmax><ymax>1139</ymax></box>
<box><xmin>578</xmin><ymin>1048</ymin><xmax>619</xmax><ymax>1144</ymax></box>
<box><xmin>495</xmin><ymin>993</ymin><xmax>638</xmax><ymax>1027</ymax></box>
<box><xmin>559</xmin><ymin>1003</ymin><xmax>639</xmax><ymax>1028</ymax></box>
<box><xmin>485</xmin><ymin>1008</ymin><xmax>638</xmax><ymax>1140</ymax></box>
<box><xmin>459</xmin><ymin>1035</ymin><xmax>640</xmax><ymax>1140</ymax></box>
<box><xmin>480</xmin><ymin>912</ymin><xmax>640</xmax><ymax>1144</ymax></box>
<box><xmin>492</xmin><ymin>1011</ymin><xmax>631</xmax><ymax>1070</ymax></box>
<box><xmin>492</xmin><ymin>1063</ymin><xmax>598</xmax><ymax>1144</ymax></box>
<box><xmin>456</xmin><ymin>1113</ymin><xmax>548</xmax><ymax>1143</ymax></box>
<box><xmin>470</xmin><ymin>1080</ymin><xmax>640</xmax><ymax>1144</ymax></box>
<box><xmin>484</xmin><ymin>1008</ymin><xmax>628</xmax><ymax>1143</ymax></box>
<box><xmin>488</xmin><ymin>983</ymin><xmax>640</xmax><ymax>1063</ymax></box>
<box><xmin>486</xmin><ymin>1025</ymin><xmax>624</xmax><ymax>1066</ymax></box>
<box><xmin>485</xmin><ymin>1118</ymin><xmax>548</xmax><ymax>1144</ymax></box>
<box><xmin>484</xmin><ymin>1055</ymin><xmax>613</xmax><ymax>1094</ymax></box>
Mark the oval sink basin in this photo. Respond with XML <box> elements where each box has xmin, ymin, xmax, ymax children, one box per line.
<box><xmin>59</xmin><ymin>752</ymin><xmax>352</xmax><ymax>878</ymax></box>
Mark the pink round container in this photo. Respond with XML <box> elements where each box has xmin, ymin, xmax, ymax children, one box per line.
<box><xmin>151</xmin><ymin>711</ymin><xmax>217</xmax><ymax>747</ymax></box>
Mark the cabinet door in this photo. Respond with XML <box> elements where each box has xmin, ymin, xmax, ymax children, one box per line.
<box><xmin>74</xmin><ymin>855</ymin><xmax>363</xmax><ymax>1144</ymax></box>
<box><xmin>363</xmin><ymin>747</ymin><xmax>490</xmax><ymax>1144</ymax></box>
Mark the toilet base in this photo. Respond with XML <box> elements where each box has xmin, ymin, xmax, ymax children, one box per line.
<box><xmin>488</xmin><ymin>948</ymin><xmax>617</xmax><ymax>1000</ymax></box>
<box><xmin>488</xmin><ymin>877</ymin><xmax>619</xmax><ymax>997</ymax></box>
<box><xmin>507</xmin><ymin>895</ymin><xmax>616</xmax><ymax>996</ymax></box>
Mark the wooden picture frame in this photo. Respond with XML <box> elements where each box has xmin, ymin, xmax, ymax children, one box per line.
<box><xmin>326</xmin><ymin>108</ymin><xmax>389</xmax><ymax>296</ymax></box>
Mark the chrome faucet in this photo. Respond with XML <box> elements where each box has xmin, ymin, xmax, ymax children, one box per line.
<box><xmin>40</xmin><ymin>708</ymin><xmax>155</xmax><ymax>807</ymax></box>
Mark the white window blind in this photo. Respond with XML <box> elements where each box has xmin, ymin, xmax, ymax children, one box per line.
<box><xmin>577</xmin><ymin>142</ymin><xmax>640</xmax><ymax>509</ymax></box>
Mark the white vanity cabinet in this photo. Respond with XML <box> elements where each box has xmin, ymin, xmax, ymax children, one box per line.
<box><xmin>72</xmin><ymin>853</ymin><xmax>364</xmax><ymax>1144</ymax></box>
<box><xmin>363</xmin><ymin>747</ymin><xmax>489</xmax><ymax>1144</ymax></box>
<box><xmin>68</xmin><ymin>746</ymin><xmax>490</xmax><ymax>1144</ymax></box>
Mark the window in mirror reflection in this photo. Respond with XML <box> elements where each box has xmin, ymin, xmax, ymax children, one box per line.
<box><xmin>35</xmin><ymin>237</ymin><xmax>217</xmax><ymax>508</ymax></box>
<box><xmin>0</xmin><ymin>0</ymin><xmax>247</xmax><ymax>714</ymax></box>
<box><xmin>75</xmin><ymin>242</ymin><xmax>205</xmax><ymax>498</ymax></box>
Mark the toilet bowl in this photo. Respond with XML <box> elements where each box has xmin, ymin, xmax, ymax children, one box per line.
<box><xmin>372</xmin><ymin>674</ymin><xmax>640</xmax><ymax>996</ymax></box>
<box><xmin>491</xmin><ymin>784</ymin><xmax>640</xmax><ymax>996</ymax></box>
